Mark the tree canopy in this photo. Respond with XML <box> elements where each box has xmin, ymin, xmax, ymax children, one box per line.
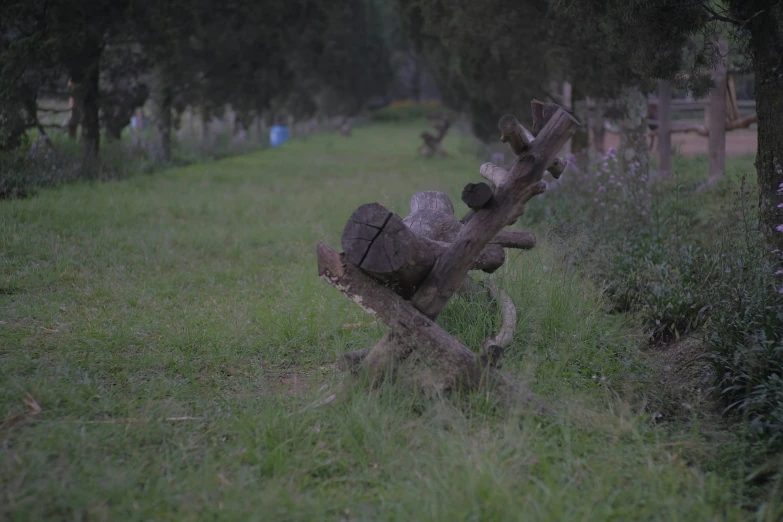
<box><xmin>0</xmin><ymin>0</ymin><xmax>394</xmax><ymax>159</ymax></box>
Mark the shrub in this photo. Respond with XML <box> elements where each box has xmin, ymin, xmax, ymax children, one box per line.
<box><xmin>699</xmin><ymin>180</ymin><xmax>783</xmax><ymax>448</ymax></box>
<box><xmin>528</xmin><ymin>150</ymin><xmax>783</xmax><ymax>449</ymax></box>
<box><xmin>603</xmin><ymin>235</ymin><xmax>713</xmax><ymax>343</ymax></box>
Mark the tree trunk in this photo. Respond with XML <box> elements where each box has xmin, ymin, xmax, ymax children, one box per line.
<box><xmin>657</xmin><ymin>80</ymin><xmax>672</xmax><ymax>178</ymax></box>
<box><xmin>66</xmin><ymin>79</ymin><xmax>82</xmax><ymax>140</ymax></box>
<box><xmin>410</xmin><ymin>51</ymin><xmax>422</xmax><ymax>103</ymax></box>
<box><xmin>79</xmin><ymin>61</ymin><xmax>101</xmax><ymax>161</ymax></box>
<box><xmin>570</xmin><ymin>86</ymin><xmax>589</xmax><ymax>173</ymax></box>
<box><xmin>706</xmin><ymin>40</ymin><xmax>728</xmax><ymax>185</ymax></box>
<box><xmin>618</xmin><ymin>86</ymin><xmax>649</xmax><ymax>179</ymax></box>
<box><xmin>591</xmin><ymin>98</ymin><xmax>606</xmax><ymax>154</ymax></box>
<box><xmin>151</xmin><ymin>66</ymin><xmax>173</xmax><ymax>162</ymax></box>
<box><xmin>749</xmin><ymin>17</ymin><xmax>783</xmax><ymax>250</ymax></box>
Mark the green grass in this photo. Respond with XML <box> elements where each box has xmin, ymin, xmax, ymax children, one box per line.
<box><xmin>0</xmin><ymin>122</ymin><xmax>777</xmax><ymax>520</ymax></box>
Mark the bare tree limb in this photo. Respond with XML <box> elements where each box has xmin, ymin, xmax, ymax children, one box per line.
<box><xmin>318</xmin><ymin>243</ymin><xmax>548</xmax><ymax>411</ymax></box>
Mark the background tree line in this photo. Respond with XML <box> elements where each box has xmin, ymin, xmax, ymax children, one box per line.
<box><xmin>0</xmin><ymin>0</ymin><xmax>395</xmax><ymax>162</ymax></box>
<box><xmin>1</xmin><ymin>0</ymin><xmax>780</xmax><ymax>248</ymax></box>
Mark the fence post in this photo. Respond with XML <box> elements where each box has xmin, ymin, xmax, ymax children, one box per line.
<box><xmin>707</xmin><ymin>40</ymin><xmax>728</xmax><ymax>184</ymax></box>
<box><xmin>657</xmin><ymin>80</ymin><xmax>672</xmax><ymax>178</ymax></box>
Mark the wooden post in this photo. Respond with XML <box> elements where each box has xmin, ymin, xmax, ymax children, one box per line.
<box><xmin>657</xmin><ymin>80</ymin><xmax>672</xmax><ymax>178</ymax></box>
<box><xmin>707</xmin><ymin>40</ymin><xmax>728</xmax><ymax>184</ymax></box>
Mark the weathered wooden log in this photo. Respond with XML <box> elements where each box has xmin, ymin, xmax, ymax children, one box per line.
<box><xmin>342</xmin><ymin>203</ymin><xmax>436</xmax><ymax>299</ymax></box>
<box><xmin>499</xmin><ymin>113</ymin><xmax>569</xmax><ymax>180</ymax></box>
<box><xmin>480</xmin><ymin>162</ymin><xmax>511</xmax><ymax>187</ymax></box>
<box><xmin>480</xmin><ymin>279</ymin><xmax>517</xmax><ymax>369</ymax></box>
<box><xmin>493</xmin><ymin>229</ymin><xmax>536</xmax><ymax>249</ymax></box>
<box><xmin>403</xmin><ymin>191</ymin><xmax>462</xmax><ymax>241</ymax></box>
<box><xmin>338</xmin><ymin>275</ymin><xmax>515</xmax><ymax>372</ymax></box>
<box><xmin>319</xmin><ymin>243</ymin><xmax>548</xmax><ymax>411</ymax></box>
<box><xmin>462</xmin><ymin>182</ymin><xmax>494</xmax><ymax>210</ymax></box>
<box><xmin>405</xmin><ymin>190</ymin><xmax>536</xmax><ymax>249</ymax></box>
<box><xmin>411</xmin><ymin>105</ymin><xmax>579</xmax><ymax>319</ymax></box>
<box><xmin>342</xmin><ymin>202</ymin><xmax>509</xmax><ymax>297</ymax></box>
<box><xmin>460</xmin><ymin>180</ymin><xmax>547</xmax><ymax>226</ymax></box>
<box><xmin>531</xmin><ymin>99</ymin><xmax>563</xmax><ymax>136</ymax></box>
<box><xmin>499</xmin><ymin>114</ymin><xmax>534</xmax><ymax>155</ymax></box>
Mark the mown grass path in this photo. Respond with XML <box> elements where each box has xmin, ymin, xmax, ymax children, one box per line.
<box><xmin>1</xmin><ymin>124</ymin><xmax>754</xmax><ymax>520</ymax></box>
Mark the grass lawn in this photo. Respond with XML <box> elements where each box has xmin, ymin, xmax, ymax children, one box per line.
<box><xmin>0</xmin><ymin>122</ymin><xmax>772</xmax><ymax>520</ymax></box>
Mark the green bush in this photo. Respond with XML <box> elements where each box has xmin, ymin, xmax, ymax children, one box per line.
<box><xmin>603</xmin><ymin>235</ymin><xmax>713</xmax><ymax>343</ymax></box>
<box><xmin>698</xmin><ymin>184</ymin><xmax>783</xmax><ymax>448</ymax></box>
<box><xmin>528</xmin><ymin>152</ymin><xmax>783</xmax><ymax>450</ymax></box>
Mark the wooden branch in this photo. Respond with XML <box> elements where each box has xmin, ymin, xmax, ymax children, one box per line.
<box><xmin>648</xmin><ymin>112</ymin><xmax>757</xmax><ymax>137</ymax></box>
<box><xmin>531</xmin><ymin>100</ymin><xmax>564</xmax><ymax>137</ymax></box>
<box><xmin>318</xmin><ymin>243</ymin><xmax>547</xmax><ymax>410</ymax></box>
<box><xmin>481</xmin><ymin>279</ymin><xmax>517</xmax><ymax>369</ymax></box>
<box><xmin>411</xmin><ymin>108</ymin><xmax>580</xmax><ymax>319</ymax></box>
<box><xmin>499</xmin><ymin>114</ymin><xmax>534</xmax><ymax>155</ymax></box>
<box><xmin>338</xmin><ymin>276</ymin><xmax>517</xmax><ymax>373</ymax></box>
<box><xmin>480</xmin><ymin>162</ymin><xmax>510</xmax><ymax>187</ymax></box>
<box><xmin>727</xmin><ymin>112</ymin><xmax>758</xmax><ymax>130</ymax></box>
<box><xmin>493</xmin><ymin>229</ymin><xmax>536</xmax><ymax>249</ymax></box>
<box><xmin>462</xmin><ymin>182</ymin><xmax>494</xmax><ymax>210</ymax></box>
<box><xmin>497</xmin><ymin>112</ymin><xmax>569</xmax><ymax>180</ymax></box>
<box><xmin>468</xmin><ymin>243</ymin><xmax>505</xmax><ymax>273</ymax></box>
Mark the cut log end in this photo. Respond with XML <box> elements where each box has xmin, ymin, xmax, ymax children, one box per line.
<box><xmin>498</xmin><ymin>114</ymin><xmax>534</xmax><ymax>155</ymax></box>
<box><xmin>475</xmin><ymin>244</ymin><xmax>506</xmax><ymax>273</ymax></box>
<box><xmin>410</xmin><ymin>191</ymin><xmax>455</xmax><ymax>215</ymax></box>
<box><xmin>341</xmin><ymin>202</ymin><xmax>436</xmax><ymax>299</ymax></box>
<box><xmin>317</xmin><ymin>242</ymin><xmax>344</xmax><ymax>278</ymax></box>
<box><xmin>462</xmin><ymin>182</ymin><xmax>494</xmax><ymax>210</ymax></box>
<box><xmin>479</xmin><ymin>162</ymin><xmax>509</xmax><ymax>187</ymax></box>
<box><xmin>548</xmin><ymin>156</ymin><xmax>567</xmax><ymax>179</ymax></box>
<box><xmin>493</xmin><ymin>229</ymin><xmax>536</xmax><ymax>249</ymax></box>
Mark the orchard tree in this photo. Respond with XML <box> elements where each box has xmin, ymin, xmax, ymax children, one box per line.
<box><xmin>0</xmin><ymin>1</ymin><xmax>133</xmax><ymax>159</ymax></box>
<box><xmin>399</xmin><ymin>0</ymin><xmax>690</xmax><ymax>178</ymax></box>
<box><xmin>399</xmin><ymin>0</ymin><xmax>554</xmax><ymax>141</ymax></box>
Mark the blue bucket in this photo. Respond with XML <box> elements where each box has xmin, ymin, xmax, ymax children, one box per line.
<box><xmin>270</xmin><ymin>125</ymin><xmax>289</xmax><ymax>148</ymax></box>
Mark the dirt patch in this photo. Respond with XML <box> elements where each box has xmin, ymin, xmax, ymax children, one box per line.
<box><xmin>646</xmin><ymin>336</ymin><xmax>721</xmax><ymax>424</ymax></box>
<box><xmin>604</xmin><ymin>128</ymin><xmax>757</xmax><ymax>157</ymax></box>
<box><xmin>277</xmin><ymin>372</ymin><xmax>309</xmax><ymax>395</ymax></box>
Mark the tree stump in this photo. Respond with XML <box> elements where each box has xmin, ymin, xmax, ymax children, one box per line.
<box><xmin>318</xmin><ymin>101</ymin><xmax>579</xmax><ymax>409</ymax></box>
